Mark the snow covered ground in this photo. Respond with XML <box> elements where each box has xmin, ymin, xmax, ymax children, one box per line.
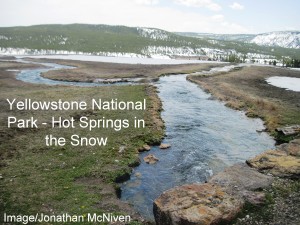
<box><xmin>290</xmin><ymin>68</ymin><xmax>300</xmax><ymax>71</ymax></box>
<box><xmin>0</xmin><ymin>46</ymin><xmax>295</xmax><ymax>67</ymax></box>
<box><xmin>266</xmin><ymin>76</ymin><xmax>300</xmax><ymax>92</ymax></box>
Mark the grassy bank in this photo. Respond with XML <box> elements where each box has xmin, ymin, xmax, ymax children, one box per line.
<box><xmin>0</xmin><ymin>60</ymin><xmax>164</xmax><ymax>224</ymax></box>
<box><xmin>27</xmin><ymin>58</ymin><xmax>219</xmax><ymax>82</ymax></box>
<box><xmin>232</xmin><ymin>178</ymin><xmax>300</xmax><ymax>225</ymax></box>
<box><xmin>187</xmin><ymin>65</ymin><xmax>300</xmax><ymax>224</ymax></box>
<box><xmin>187</xmin><ymin>66</ymin><xmax>300</xmax><ymax>143</ymax></box>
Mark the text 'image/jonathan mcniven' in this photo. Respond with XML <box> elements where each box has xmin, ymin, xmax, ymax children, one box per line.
<box><xmin>0</xmin><ymin>0</ymin><xmax>300</xmax><ymax>225</ymax></box>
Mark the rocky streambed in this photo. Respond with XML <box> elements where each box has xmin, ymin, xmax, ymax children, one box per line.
<box><xmin>154</xmin><ymin>139</ymin><xmax>300</xmax><ymax>225</ymax></box>
<box><xmin>121</xmin><ymin>73</ymin><xmax>275</xmax><ymax>220</ymax></box>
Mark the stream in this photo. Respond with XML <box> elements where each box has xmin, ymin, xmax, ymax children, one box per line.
<box><xmin>7</xmin><ymin>58</ymin><xmax>275</xmax><ymax>221</ymax></box>
<box><xmin>13</xmin><ymin>59</ymin><xmax>140</xmax><ymax>86</ymax></box>
<box><xmin>121</xmin><ymin>74</ymin><xmax>275</xmax><ymax>220</ymax></box>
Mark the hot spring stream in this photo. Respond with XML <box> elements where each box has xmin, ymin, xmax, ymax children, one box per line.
<box><xmin>121</xmin><ymin>74</ymin><xmax>275</xmax><ymax>220</ymax></box>
<box><xmin>8</xmin><ymin>59</ymin><xmax>275</xmax><ymax>221</ymax></box>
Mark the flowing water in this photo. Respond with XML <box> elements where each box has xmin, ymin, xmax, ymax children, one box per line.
<box><xmin>7</xmin><ymin>58</ymin><xmax>275</xmax><ymax>220</ymax></box>
<box><xmin>14</xmin><ymin>59</ymin><xmax>140</xmax><ymax>86</ymax></box>
<box><xmin>121</xmin><ymin>74</ymin><xmax>275</xmax><ymax>220</ymax></box>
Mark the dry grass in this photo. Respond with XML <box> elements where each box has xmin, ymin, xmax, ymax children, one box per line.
<box><xmin>25</xmin><ymin>57</ymin><xmax>220</xmax><ymax>82</ymax></box>
<box><xmin>188</xmin><ymin>66</ymin><xmax>300</xmax><ymax>140</ymax></box>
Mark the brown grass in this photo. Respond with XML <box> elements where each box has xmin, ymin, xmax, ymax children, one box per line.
<box><xmin>188</xmin><ymin>66</ymin><xmax>300</xmax><ymax>136</ymax></box>
<box><xmin>26</xmin><ymin>57</ymin><xmax>220</xmax><ymax>82</ymax></box>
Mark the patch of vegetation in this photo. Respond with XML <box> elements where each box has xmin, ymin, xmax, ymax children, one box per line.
<box><xmin>232</xmin><ymin>179</ymin><xmax>300</xmax><ymax>225</ymax></box>
<box><xmin>0</xmin><ymin>24</ymin><xmax>210</xmax><ymax>55</ymax></box>
<box><xmin>273</xmin><ymin>132</ymin><xmax>299</xmax><ymax>144</ymax></box>
<box><xmin>0</xmin><ymin>62</ymin><xmax>164</xmax><ymax>224</ymax></box>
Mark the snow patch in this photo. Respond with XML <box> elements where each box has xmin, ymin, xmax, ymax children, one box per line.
<box><xmin>142</xmin><ymin>46</ymin><xmax>204</xmax><ymax>57</ymax></box>
<box><xmin>290</xmin><ymin>68</ymin><xmax>300</xmax><ymax>71</ymax></box>
<box><xmin>16</xmin><ymin>54</ymin><xmax>217</xmax><ymax>65</ymax></box>
<box><xmin>137</xmin><ymin>27</ymin><xmax>169</xmax><ymax>40</ymax></box>
<box><xmin>266</xmin><ymin>76</ymin><xmax>300</xmax><ymax>92</ymax></box>
<box><xmin>0</xmin><ymin>35</ymin><xmax>9</xmax><ymax>40</ymax></box>
<box><xmin>0</xmin><ymin>47</ymin><xmax>144</xmax><ymax>58</ymax></box>
<box><xmin>6</xmin><ymin>69</ymin><xmax>20</xmax><ymax>72</ymax></box>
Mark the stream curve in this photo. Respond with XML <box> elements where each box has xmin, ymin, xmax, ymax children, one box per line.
<box><xmin>7</xmin><ymin>59</ymin><xmax>276</xmax><ymax>221</ymax></box>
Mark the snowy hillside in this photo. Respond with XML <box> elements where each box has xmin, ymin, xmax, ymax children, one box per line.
<box><xmin>178</xmin><ymin>31</ymin><xmax>300</xmax><ymax>49</ymax></box>
<box><xmin>177</xmin><ymin>32</ymin><xmax>255</xmax><ymax>42</ymax></box>
<box><xmin>137</xmin><ymin>27</ymin><xmax>170</xmax><ymax>40</ymax></box>
<box><xmin>250</xmin><ymin>31</ymin><xmax>300</xmax><ymax>49</ymax></box>
<box><xmin>0</xmin><ymin>24</ymin><xmax>299</xmax><ymax>66</ymax></box>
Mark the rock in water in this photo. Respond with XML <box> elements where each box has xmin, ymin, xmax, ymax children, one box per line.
<box><xmin>138</xmin><ymin>144</ymin><xmax>151</xmax><ymax>152</ymax></box>
<box><xmin>143</xmin><ymin>144</ymin><xmax>151</xmax><ymax>151</ymax></box>
<box><xmin>143</xmin><ymin>154</ymin><xmax>159</xmax><ymax>164</ymax></box>
<box><xmin>246</xmin><ymin>139</ymin><xmax>300</xmax><ymax>178</ymax></box>
<box><xmin>159</xmin><ymin>143</ymin><xmax>171</xmax><ymax>149</ymax></box>
<box><xmin>153</xmin><ymin>140</ymin><xmax>300</xmax><ymax>224</ymax></box>
<box><xmin>153</xmin><ymin>183</ymin><xmax>243</xmax><ymax>225</ymax></box>
<box><xmin>153</xmin><ymin>163</ymin><xmax>274</xmax><ymax>224</ymax></box>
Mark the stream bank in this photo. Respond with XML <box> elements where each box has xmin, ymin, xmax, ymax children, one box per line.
<box><xmin>121</xmin><ymin>72</ymin><xmax>275</xmax><ymax>221</ymax></box>
<box><xmin>152</xmin><ymin>65</ymin><xmax>300</xmax><ymax>225</ymax></box>
<box><xmin>187</xmin><ymin>65</ymin><xmax>300</xmax><ymax>143</ymax></box>
<box><xmin>0</xmin><ymin>59</ymin><xmax>165</xmax><ymax>224</ymax></box>
<box><xmin>6</xmin><ymin>58</ymin><xmax>297</xmax><ymax>224</ymax></box>
<box><xmin>154</xmin><ymin>139</ymin><xmax>300</xmax><ymax>225</ymax></box>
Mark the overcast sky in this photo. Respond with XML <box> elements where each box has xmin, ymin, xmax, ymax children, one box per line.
<box><xmin>0</xmin><ymin>0</ymin><xmax>299</xmax><ymax>34</ymax></box>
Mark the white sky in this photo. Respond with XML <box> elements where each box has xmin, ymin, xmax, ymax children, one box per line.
<box><xmin>0</xmin><ymin>0</ymin><xmax>299</xmax><ymax>34</ymax></box>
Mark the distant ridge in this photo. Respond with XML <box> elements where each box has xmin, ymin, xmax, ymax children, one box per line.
<box><xmin>177</xmin><ymin>31</ymin><xmax>300</xmax><ymax>49</ymax></box>
<box><xmin>0</xmin><ymin>24</ymin><xmax>299</xmax><ymax>62</ymax></box>
<box><xmin>250</xmin><ymin>31</ymin><xmax>300</xmax><ymax>49</ymax></box>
